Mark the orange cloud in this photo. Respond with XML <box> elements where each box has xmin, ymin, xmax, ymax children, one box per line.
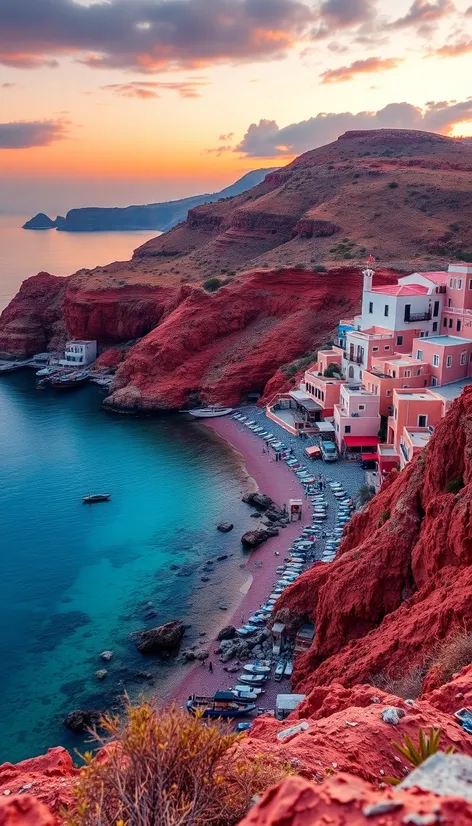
<box><xmin>320</xmin><ymin>56</ymin><xmax>403</xmax><ymax>84</ymax></box>
<box><xmin>102</xmin><ymin>79</ymin><xmax>210</xmax><ymax>99</ymax></box>
<box><xmin>434</xmin><ymin>38</ymin><xmax>472</xmax><ymax>57</ymax></box>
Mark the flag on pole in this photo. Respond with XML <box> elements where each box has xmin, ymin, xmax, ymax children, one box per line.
<box><xmin>367</xmin><ymin>255</ymin><xmax>375</xmax><ymax>265</ymax></box>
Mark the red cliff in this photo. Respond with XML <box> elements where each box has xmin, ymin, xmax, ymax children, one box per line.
<box><xmin>275</xmin><ymin>385</ymin><xmax>472</xmax><ymax>695</ymax></box>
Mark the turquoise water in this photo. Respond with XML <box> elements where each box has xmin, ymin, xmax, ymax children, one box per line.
<box><xmin>0</xmin><ymin>373</ymin><xmax>253</xmax><ymax>764</ymax></box>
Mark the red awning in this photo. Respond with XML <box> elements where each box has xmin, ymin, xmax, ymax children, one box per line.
<box><xmin>361</xmin><ymin>452</ymin><xmax>378</xmax><ymax>461</ymax></box>
<box><xmin>343</xmin><ymin>436</ymin><xmax>380</xmax><ymax>448</ymax></box>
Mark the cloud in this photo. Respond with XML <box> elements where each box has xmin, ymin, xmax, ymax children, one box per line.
<box><xmin>235</xmin><ymin>99</ymin><xmax>472</xmax><ymax>157</ymax></box>
<box><xmin>1</xmin><ymin>82</ymin><xmax>19</xmax><ymax>88</ymax></box>
<box><xmin>319</xmin><ymin>0</ymin><xmax>376</xmax><ymax>26</ymax></box>
<box><xmin>388</xmin><ymin>0</ymin><xmax>455</xmax><ymax>29</ymax></box>
<box><xmin>219</xmin><ymin>132</ymin><xmax>235</xmax><ymax>141</ymax></box>
<box><xmin>320</xmin><ymin>56</ymin><xmax>402</xmax><ymax>83</ymax></box>
<box><xmin>102</xmin><ymin>79</ymin><xmax>210</xmax><ymax>99</ymax></box>
<box><xmin>203</xmin><ymin>145</ymin><xmax>233</xmax><ymax>155</ymax></box>
<box><xmin>0</xmin><ymin>0</ymin><xmax>315</xmax><ymax>73</ymax></box>
<box><xmin>434</xmin><ymin>37</ymin><xmax>472</xmax><ymax>56</ymax></box>
<box><xmin>0</xmin><ymin>119</ymin><xmax>69</xmax><ymax>149</ymax></box>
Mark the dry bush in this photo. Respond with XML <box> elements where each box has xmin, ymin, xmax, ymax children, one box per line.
<box><xmin>66</xmin><ymin>699</ymin><xmax>291</xmax><ymax>826</ymax></box>
<box><xmin>371</xmin><ymin>665</ymin><xmax>425</xmax><ymax>700</ymax></box>
<box><xmin>431</xmin><ymin>628</ymin><xmax>472</xmax><ymax>686</ymax></box>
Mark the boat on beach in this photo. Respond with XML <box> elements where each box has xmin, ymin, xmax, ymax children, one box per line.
<box><xmin>186</xmin><ymin>406</ymin><xmax>233</xmax><ymax>418</ymax></box>
<box><xmin>51</xmin><ymin>371</ymin><xmax>89</xmax><ymax>389</ymax></box>
<box><xmin>243</xmin><ymin>664</ymin><xmax>271</xmax><ymax>675</ymax></box>
<box><xmin>83</xmin><ymin>494</ymin><xmax>111</xmax><ymax>504</ymax></box>
<box><xmin>186</xmin><ymin>692</ymin><xmax>256</xmax><ymax>718</ymax></box>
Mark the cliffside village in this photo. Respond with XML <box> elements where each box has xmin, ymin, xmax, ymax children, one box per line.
<box><xmin>267</xmin><ymin>262</ymin><xmax>472</xmax><ymax>479</ymax></box>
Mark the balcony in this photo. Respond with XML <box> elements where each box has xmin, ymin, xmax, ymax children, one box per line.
<box><xmin>343</xmin><ymin>351</ymin><xmax>364</xmax><ymax>365</ymax></box>
<box><xmin>404</xmin><ymin>312</ymin><xmax>432</xmax><ymax>323</ymax></box>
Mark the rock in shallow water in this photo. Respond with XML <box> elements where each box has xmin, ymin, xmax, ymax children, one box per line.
<box><xmin>63</xmin><ymin>710</ymin><xmax>101</xmax><ymax>733</ymax></box>
<box><xmin>217</xmin><ymin>522</ymin><xmax>234</xmax><ymax>533</ymax></box>
<box><xmin>136</xmin><ymin>621</ymin><xmax>185</xmax><ymax>655</ymax></box>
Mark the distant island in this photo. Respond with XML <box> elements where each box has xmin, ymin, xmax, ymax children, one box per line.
<box><xmin>23</xmin><ymin>168</ymin><xmax>277</xmax><ymax>233</ymax></box>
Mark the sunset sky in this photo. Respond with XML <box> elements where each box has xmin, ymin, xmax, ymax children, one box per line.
<box><xmin>2</xmin><ymin>0</ymin><xmax>472</xmax><ymax>215</ymax></box>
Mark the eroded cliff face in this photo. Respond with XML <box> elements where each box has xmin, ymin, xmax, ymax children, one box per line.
<box><xmin>275</xmin><ymin>386</ymin><xmax>472</xmax><ymax>694</ymax></box>
<box><xmin>0</xmin><ymin>273</ymin><xmax>66</xmax><ymax>358</ymax></box>
<box><xmin>104</xmin><ymin>267</ymin><xmax>396</xmax><ymax>412</ymax></box>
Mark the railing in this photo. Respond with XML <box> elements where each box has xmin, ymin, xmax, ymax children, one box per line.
<box><xmin>343</xmin><ymin>351</ymin><xmax>364</xmax><ymax>365</ymax></box>
<box><xmin>405</xmin><ymin>312</ymin><xmax>432</xmax><ymax>322</ymax></box>
<box><xmin>400</xmin><ymin>442</ymin><xmax>409</xmax><ymax>462</ymax></box>
<box><xmin>445</xmin><ymin>307</ymin><xmax>472</xmax><ymax>317</ymax></box>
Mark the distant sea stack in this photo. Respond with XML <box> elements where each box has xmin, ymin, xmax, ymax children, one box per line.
<box><xmin>21</xmin><ymin>168</ymin><xmax>277</xmax><ymax>233</ymax></box>
<box><xmin>23</xmin><ymin>213</ymin><xmax>64</xmax><ymax>230</ymax></box>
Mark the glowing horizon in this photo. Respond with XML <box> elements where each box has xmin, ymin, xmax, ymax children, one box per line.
<box><xmin>1</xmin><ymin>0</ymin><xmax>472</xmax><ymax>214</ymax></box>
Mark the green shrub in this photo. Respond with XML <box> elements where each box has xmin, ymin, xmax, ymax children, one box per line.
<box><xmin>444</xmin><ymin>477</ymin><xmax>464</xmax><ymax>494</ymax></box>
<box><xmin>203</xmin><ymin>277</ymin><xmax>223</xmax><ymax>292</ymax></box>
<box><xmin>379</xmin><ymin>509</ymin><xmax>390</xmax><ymax>525</ymax></box>
<box><xmin>323</xmin><ymin>362</ymin><xmax>341</xmax><ymax>378</ymax></box>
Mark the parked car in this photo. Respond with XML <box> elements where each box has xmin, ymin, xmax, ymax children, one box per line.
<box><xmin>320</xmin><ymin>441</ymin><xmax>338</xmax><ymax>462</ymax></box>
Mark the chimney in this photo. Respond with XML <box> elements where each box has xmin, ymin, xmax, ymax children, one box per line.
<box><xmin>363</xmin><ymin>267</ymin><xmax>374</xmax><ymax>293</ymax></box>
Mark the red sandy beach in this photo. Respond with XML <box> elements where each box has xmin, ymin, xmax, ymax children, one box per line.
<box><xmin>170</xmin><ymin>416</ymin><xmax>313</xmax><ymax>706</ymax></box>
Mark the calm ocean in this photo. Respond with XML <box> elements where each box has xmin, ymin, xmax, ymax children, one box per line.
<box><xmin>0</xmin><ymin>223</ymin><xmax>253</xmax><ymax>764</ymax></box>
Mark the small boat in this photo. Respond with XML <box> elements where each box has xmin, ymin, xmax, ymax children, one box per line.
<box><xmin>187</xmin><ymin>406</ymin><xmax>233</xmax><ymax>419</ymax></box>
<box><xmin>36</xmin><ymin>366</ymin><xmax>56</xmax><ymax>377</ymax></box>
<box><xmin>274</xmin><ymin>661</ymin><xmax>286</xmax><ymax>681</ymax></box>
<box><xmin>284</xmin><ymin>661</ymin><xmax>293</xmax><ymax>678</ymax></box>
<box><xmin>243</xmin><ymin>664</ymin><xmax>271</xmax><ymax>675</ymax></box>
<box><xmin>83</xmin><ymin>494</ymin><xmax>111</xmax><ymax>504</ymax></box>
<box><xmin>51</xmin><ymin>371</ymin><xmax>89</xmax><ymax>389</ymax></box>
<box><xmin>238</xmin><ymin>674</ymin><xmax>268</xmax><ymax>686</ymax></box>
<box><xmin>186</xmin><ymin>692</ymin><xmax>255</xmax><ymax>718</ymax></box>
<box><xmin>237</xmin><ymin>624</ymin><xmax>258</xmax><ymax>636</ymax></box>
<box><xmin>234</xmin><ymin>685</ymin><xmax>263</xmax><ymax>697</ymax></box>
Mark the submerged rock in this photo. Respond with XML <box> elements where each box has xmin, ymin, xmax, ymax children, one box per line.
<box><xmin>63</xmin><ymin>710</ymin><xmax>101</xmax><ymax>733</ymax></box>
<box><xmin>136</xmin><ymin>620</ymin><xmax>185</xmax><ymax>654</ymax></box>
<box><xmin>100</xmin><ymin>650</ymin><xmax>113</xmax><ymax>662</ymax></box>
<box><xmin>95</xmin><ymin>669</ymin><xmax>107</xmax><ymax>680</ymax></box>
<box><xmin>217</xmin><ymin>522</ymin><xmax>234</xmax><ymax>533</ymax></box>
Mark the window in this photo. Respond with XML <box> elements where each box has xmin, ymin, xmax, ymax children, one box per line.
<box><xmin>449</xmin><ymin>278</ymin><xmax>454</xmax><ymax>288</ymax></box>
<box><xmin>469</xmin><ymin>279</ymin><xmax>472</xmax><ymax>290</ymax></box>
<box><xmin>459</xmin><ymin>279</ymin><xmax>463</xmax><ymax>290</ymax></box>
<box><xmin>431</xmin><ymin>376</ymin><xmax>438</xmax><ymax>386</ymax></box>
<box><xmin>420</xmin><ymin>331</ymin><xmax>425</xmax><ymax>338</ymax></box>
<box><xmin>368</xmin><ymin>302</ymin><xmax>373</xmax><ymax>314</ymax></box>
<box><xmin>433</xmin><ymin>301</ymin><xmax>440</xmax><ymax>318</ymax></box>
<box><xmin>416</xmin><ymin>350</ymin><xmax>423</xmax><ymax>360</ymax></box>
<box><xmin>457</xmin><ymin>319</ymin><xmax>462</xmax><ymax>332</ymax></box>
<box><xmin>449</xmin><ymin>318</ymin><xmax>453</xmax><ymax>328</ymax></box>
<box><xmin>345</xmin><ymin>425</ymin><xmax>351</xmax><ymax>434</ymax></box>
<box><xmin>384</xmin><ymin>304</ymin><xmax>389</xmax><ymax>317</ymax></box>
<box><xmin>416</xmin><ymin>369</ymin><xmax>421</xmax><ymax>376</ymax></box>
<box><xmin>397</xmin><ymin>335</ymin><xmax>403</xmax><ymax>345</ymax></box>
<box><xmin>443</xmin><ymin>318</ymin><xmax>448</xmax><ymax>328</ymax></box>
<box><xmin>433</xmin><ymin>322</ymin><xmax>438</xmax><ymax>332</ymax></box>
<box><xmin>385</xmin><ymin>345</ymin><xmax>390</xmax><ymax>351</ymax></box>
<box><xmin>404</xmin><ymin>304</ymin><xmax>411</xmax><ymax>323</ymax></box>
<box><xmin>446</xmin><ymin>355</ymin><xmax>452</xmax><ymax>368</ymax></box>
<box><xmin>418</xmin><ymin>415</ymin><xmax>427</xmax><ymax>428</ymax></box>
<box><xmin>461</xmin><ymin>351</ymin><xmax>467</xmax><ymax>365</ymax></box>
<box><xmin>448</xmin><ymin>298</ymin><xmax>452</xmax><ymax>307</ymax></box>
<box><xmin>404</xmin><ymin>370</ymin><xmax>411</xmax><ymax>378</ymax></box>
<box><xmin>432</xmin><ymin>355</ymin><xmax>440</xmax><ymax>367</ymax></box>
<box><xmin>386</xmin><ymin>390</ymin><xmax>391</xmax><ymax>396</ymax></box>
<box><xmin>358</xmin><ymin>404</ymin><xmax>365</xmax><ymax>411</ymax></box>
<box><xmin>391</xmin><ymin>370</ymin><xmax>397</xmax><ymax>378</ymax></box>
<box><xmin>372</xmin><ymin>346</ymin><xmax>379</xmax><ymax>352</ymax></box>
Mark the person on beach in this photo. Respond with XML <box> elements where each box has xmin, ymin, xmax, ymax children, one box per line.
<box><xmin>209</xmin><ymin>661</ymin><xmax>213</xmax><ymax>673</ymax></box>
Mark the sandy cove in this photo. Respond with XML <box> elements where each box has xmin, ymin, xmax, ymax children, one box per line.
<box><xmin>170</xmin><ymin>415</ymin><xmax>313</xmax><ymax>707</ymax></box>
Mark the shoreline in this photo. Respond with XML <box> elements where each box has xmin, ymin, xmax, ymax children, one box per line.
<box><xmin>169</xmin><ymin>414</ymin><xmax>313</xmax><ymax>707</ymax></box>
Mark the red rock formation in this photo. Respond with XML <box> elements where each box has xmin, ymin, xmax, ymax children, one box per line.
<box><xmin>275</xmin><ymin>386</ymin><xmax>472</xmax><ymax>694</ymax></box>
<box><xmin>0</xmin><ymin>796</ymin><xmax>56</xmax><ymax>826</ymax></box>
<box><xmin>0</xmin><ymin>273</ymin><xmax>66</xmax><ymax>358</ymax></box>
<box><xmin>105</xmin><ymin>267</ymin><xmax>397</xmax><ymax>412</ymax></box>
<box><xmin>240</xmin><ymin>773</ymin><xmax>472</xmax><ymax>826</ymax></box>
<box><xmin>0</xmin><ymin>748</ymin><xmax>76</xmax><ymax>812</ymax></box>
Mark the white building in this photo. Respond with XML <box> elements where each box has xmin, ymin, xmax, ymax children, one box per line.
<box><xmin>59</xmin><ymin>340</ymin><xmax>97</xmax><ymax>367</ymax></box>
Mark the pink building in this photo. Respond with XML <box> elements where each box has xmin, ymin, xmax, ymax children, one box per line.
<box><xmin>363</xmin><ymin>355</ymin><xmax>430</xmax><ymax>416</ymax></box>
<box><xmin>387</xmin><ymin>388</ymin><xmax>446</xmax><ymax>460</ymax></box>
<box><xmin>334</xmin><ymin>384</ymin><xmax>381</xmax><ymax>454</ymax></box>
<box><xmin>412</xmin><ymin>335</ymin><xmax>472</xmax><ymax>387</ymax></box>
<box><xmin>303</xmin><ymin>351</ymin><xmax>345</xmax><ymax>418</ymax></box>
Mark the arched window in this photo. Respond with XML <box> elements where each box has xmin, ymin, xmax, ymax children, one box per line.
<box><xmin>348</xmin><ymin>366</ymin><xmax>354</xmax><ymax>379</ymax></box>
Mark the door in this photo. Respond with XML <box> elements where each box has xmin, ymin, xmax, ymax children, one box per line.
<box><xmin>404</xmin><ymin>304</ymin><xmax>411</xmax><ymax>322</ymax></box>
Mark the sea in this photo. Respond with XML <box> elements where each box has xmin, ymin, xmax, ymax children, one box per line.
<box><xmin>0</xmin><ymin>219</ymin><xmax>254</xmax><ymax>764</ymax></box>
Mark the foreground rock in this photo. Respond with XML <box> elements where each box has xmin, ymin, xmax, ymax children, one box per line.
<box><xmin>217</xmin><ymin>625</ymin><xmax>238</xmax><ymax>641</ymax></box>
<box><xmin>241</xmin><ymin>526</ymin><xmax>279</xmax><ymax>549</ymax></box>
<box><xmin>136</xmin><ymin>621</ymin><xmax>185</xmax><ymax>654</ymax></box>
